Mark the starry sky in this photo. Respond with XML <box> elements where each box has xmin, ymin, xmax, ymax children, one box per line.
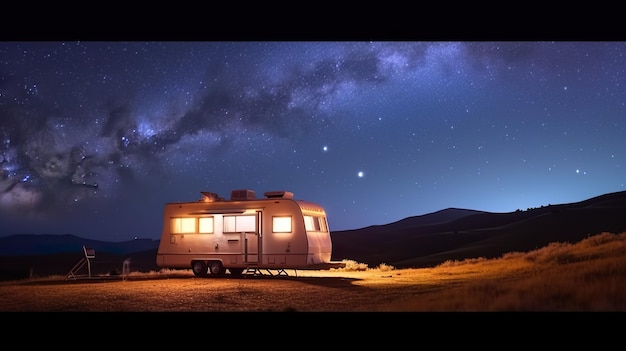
<box><xmin>1</xmin><ymin>41</ymin><xmax>624</xmax><ymax>242</ymax></box>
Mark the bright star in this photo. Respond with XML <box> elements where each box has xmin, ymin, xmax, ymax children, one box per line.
<box><xmin>358</xmin><ymin>171</ymin><xmax>364</xmax><ymax>178</ymax></box>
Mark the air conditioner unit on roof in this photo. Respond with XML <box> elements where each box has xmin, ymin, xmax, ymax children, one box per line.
<box><xmin>231</xmin><ymin>189</ymin><xmax>256</xmax><ymax>200</ymax></box>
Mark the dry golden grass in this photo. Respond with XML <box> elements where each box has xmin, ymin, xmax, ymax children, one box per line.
<box><xmin>375</xmin><ymin>231</ymin><xmax>626</xmax><ymax>311</ymax></box>
<box><xmin>1</xmin><ymin>231</ymin><xmax>625</xmax><ymax>312</ymax></box>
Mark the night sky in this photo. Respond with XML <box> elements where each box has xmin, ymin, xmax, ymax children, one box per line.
<box><xmin>1</xmin><ymin>41</ymin><xmax>624</xmax><ymax>242</ymax></box>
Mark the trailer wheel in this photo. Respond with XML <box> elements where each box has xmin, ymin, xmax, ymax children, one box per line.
<box><xmin>209</xmin><ymin>261</ymin><xmax>224</xmax><ymax>276</ymax></box>
<box><xmin>192</xmin><ymin>261</ymin><xmax>208</xmax><ymax>277</ymax></box>
<box><xmin>228</xmin><ymin>268</ymin><xmax>243</xmax><ymax>276</ymax></box>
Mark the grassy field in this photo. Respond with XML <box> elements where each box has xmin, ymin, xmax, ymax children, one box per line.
<box><xmin>1</xmin><ymin>231</ymin><xmax>625</xmax><ymax>312</ymax></box>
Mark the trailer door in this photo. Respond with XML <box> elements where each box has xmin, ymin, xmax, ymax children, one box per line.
<box><xmin>243</xmin><ymin>231</ymin><xmax>258</xmax><ymax>263</ymax></box>
<box><xmin>242</xmin><ymin>211</ymin><xmax>261</xmax><ymax>263</ymax></box>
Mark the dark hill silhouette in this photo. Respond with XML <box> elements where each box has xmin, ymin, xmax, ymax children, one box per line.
<box><xmin>2</xmin><ymin>190</ymin><xmax>626</xmax><ymax>280</ymax></box>
<box><xmin>0</xmin><ymin>235</ymin><xmax>160</xmax><ymax>280</ymax></box>
<box><xmin>330</xmin><ymin>190</ymin><xmax>626</xmax><ymax>268</ymax></box>
<box><xmin>0</xmin><ymin>234</ymin><xmax>159</xmax><ymax>256</ymax></box>
<box><xmin>0</xmin><ymin>248</ymin><xmax>160</xmax><ymax>280</ymax></box>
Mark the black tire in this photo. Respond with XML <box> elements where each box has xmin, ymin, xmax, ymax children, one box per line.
<box><xmin>192</xmin><ymin>261</ymin><xmax>208</xmax><ymax>277</ymax></box>
<box><xmin>209</xmin><ymin>261</ymin><xmax>224</xmax><ymax>276</ymax></box>
<box><xmin>228</xmin><ymin>268</ymin><xmax>244</xmax><ymax>276</ymax></box>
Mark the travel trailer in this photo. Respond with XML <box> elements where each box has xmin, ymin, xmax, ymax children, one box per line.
<box><xmin>156</xmin><ymin>189</ymin><xmax>344</xmax><ymax>277</ymax></box>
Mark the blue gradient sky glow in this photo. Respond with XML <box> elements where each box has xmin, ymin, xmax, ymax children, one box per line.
<box><xmin>1</xmin><ymin>41</ymin><xmax>624</xmax><ymax>241</ymax></box>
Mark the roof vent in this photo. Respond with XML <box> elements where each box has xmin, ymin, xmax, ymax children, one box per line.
<box><xmin>231</xmin><ymin>189</ymin><xmax>256</xmax><ymax>201</ymax></box>
<box><xmin>264</xmin><ymin>191</ymin><xmax>293</xmax><ymax>199</ymax></box>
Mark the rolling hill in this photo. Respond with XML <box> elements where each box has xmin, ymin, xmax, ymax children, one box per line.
<box><xmin>330</xmin><ymin>190</ymin><xmax>626</xmax><ymax>268</ymax></box>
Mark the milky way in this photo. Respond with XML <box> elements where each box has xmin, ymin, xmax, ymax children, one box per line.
<box><xmin>1</xmin><ymin>42</ymin><xmax>624</xmax><ymax>241</ymax></box>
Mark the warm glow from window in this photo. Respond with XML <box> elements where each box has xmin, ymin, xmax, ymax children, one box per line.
<box><xmin>320</xmin><ymin>217</ymin><xmax>328</xmax><ymax>232</ymax></box>
<box><xmin>199</xmin><ymin>217</ymin><xmax>214</xmax><ymax>233</ymax></box>
<box><xmin>171</xmin><ymin>217</ymin><xmax>196</xmax><ymax>233</ymax></box>
<box><xmin>304</xmin><ymin>215</ymin><xmax>328</xmax><ymax>232</ymax></box>
<box><xmin>224</xmin><ymin>215</ymin><xmax>256</xmax><ymax>232</ymax></box>
<box><xmin>273</xmin><ymin>216</ymin><xmax>292</xmax><ymax>233</ymax></box>
<box><xmin>304</xmin><ymin>216</ymin><xmax>317</xmax><ymax>231</ymax></box>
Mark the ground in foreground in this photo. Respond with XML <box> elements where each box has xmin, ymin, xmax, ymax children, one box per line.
<box><xmin>1</xmin><ymin>232</ymin><xmax>625</xmax><ymax>312</ymax></box>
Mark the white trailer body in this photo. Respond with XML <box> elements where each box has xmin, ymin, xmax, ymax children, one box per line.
<box><xmin>156</xmin><ymin>189</ymin><xmax>343</xmax><ymax>276</ymax></box>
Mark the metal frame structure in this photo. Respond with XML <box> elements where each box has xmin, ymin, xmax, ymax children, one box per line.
<box><xmin>66</xmin><ymin>245</ymin><xmax>96</xmax><ymax>280</ymax></box>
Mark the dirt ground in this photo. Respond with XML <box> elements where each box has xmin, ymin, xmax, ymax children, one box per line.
<box><xmin>0</xmin><ymin>268</ymin><xmax>455</xmax><ymax>312</ymax></box>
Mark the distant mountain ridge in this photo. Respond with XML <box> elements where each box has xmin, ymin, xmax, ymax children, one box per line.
<box><xmin>331</xmin><ymin>190</ymin><xmax>626</xmax><ymax>268</ymax></box>
<box><xmin>0</xmin><ymin>234</ymin><xmax>159</xmax><ymax>256</ymax></box>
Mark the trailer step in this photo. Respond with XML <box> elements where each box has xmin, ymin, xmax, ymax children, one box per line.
<box><xmin>243</xmin><ymin>267</ymin><xmax>296</xmax><ymax>277</ymax></box>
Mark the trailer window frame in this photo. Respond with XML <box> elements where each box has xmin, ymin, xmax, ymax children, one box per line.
<box><xmin>272</xmin><ymin>215</ymin><xmax>292</xmax><ymax>233</ymax></box>
<box><xmin>198</xmin><ymin>216</ymin><xmax>214</xmax><ymax>234</ymax></box>
<box><xmin>170</xmin><ymin>217</ymin><xmax>196</xmax><ymax>234</ymax></box>
<box><xmin>304</xmin><ymin>215</ymin><xmax>328</xmax><ymax>232</ymax></box>
<box><xmin>223</xmin><ymin>214</ymin><xmax>256</xmax><ymax>233</ymax></box>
